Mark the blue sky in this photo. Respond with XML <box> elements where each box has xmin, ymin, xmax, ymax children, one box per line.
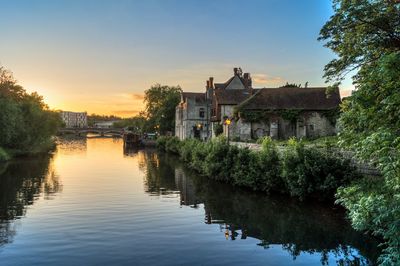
<box><xmin>0</xmin><ymin>0</ymin><xmax>350</xmax><ymax>116</ymax></box>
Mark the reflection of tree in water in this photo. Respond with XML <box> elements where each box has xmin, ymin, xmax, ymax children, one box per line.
<box><xmin>139</xmin><ymin>151</ymin><xmax>201</xmax><ymax>206</ymax></box>
<box><xmin>189</xmin><ymin>171</ymin><xmax>380</xmax><ymax>266</ymax></box>
<box><xmin>0</xmin><ymin>155</ymin><xmax>61</xmax><ymax>247</ymax></box>
<box><xmin>139</xmin><ymin>151</ymin><xmax>380</xmax><ymax>265</ymax></box>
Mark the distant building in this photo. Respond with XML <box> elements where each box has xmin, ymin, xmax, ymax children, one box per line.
<box><xmin>176</xmin><ymin>67</ymin><xmax>341</xmax><ymax>140</ymax></box>
<box><xmin>61</xmin><ymin>111</ymin><xmax>87</xmax><ymax>128</ymax></box>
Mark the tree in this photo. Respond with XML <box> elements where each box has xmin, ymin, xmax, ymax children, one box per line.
<box><xmin>143</xmin><ymin>84</ymin><xmax>181</xmax><ymax>134</ymax></box>
<box><xmin>112</xmin><ymin>115</ymin><xmax>147</xmax><ymax>133</ymax></box>
<box><xmin>0</xmin><ymin>66</ymin><xmax>62</xmax><ymax>154</ymax></box>
<box><xmin>319</xmin><ymin>0</ymin><xmax>400</xmax><ymax>83</ymax></box>
<box><xmin>319</xmin><ymin>1</ymin><xmax>400</xmax><ymax>264</ymax></box>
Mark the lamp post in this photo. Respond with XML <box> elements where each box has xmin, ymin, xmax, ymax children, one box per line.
<box><xmin>225</xmin><ymin>118</ymin><xmax>231</xmax><ymax>145</ymax></box>
<box><xmin>197</xmin><ymin>123</ymin><xmax>202</xmax><ymax>140</ymax></box>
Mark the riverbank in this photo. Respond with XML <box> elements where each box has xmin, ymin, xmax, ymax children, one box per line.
<box><xmin>156</xmin><ymin>136</ymin><xmax>359</xmax><ymax>201</ymax></box>
<box><xmin>0</xmin><ymin>138</ymin><xmax>57</xmax><ymax>162</ymax></box>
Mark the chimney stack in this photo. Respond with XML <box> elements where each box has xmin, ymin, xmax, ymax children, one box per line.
<box><xmin>206</xmin><ymin>80</ymin><xmax>210</xmax><ymax>89</ymax></box>
<box><xmin>243</xmin><ymin>73</ymin><xmax>252</xmax><ymax>88</ymax></box>
<box><xmin>209</xmin><ymin>77</ymin><xmax>214</xmax><ymax>89</ymax></box>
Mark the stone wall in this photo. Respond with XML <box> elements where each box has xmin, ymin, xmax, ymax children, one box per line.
<box><xmin>222</xmin><ymin>111</ymin><xmax>336</xmax><ymax>141</ymax></box>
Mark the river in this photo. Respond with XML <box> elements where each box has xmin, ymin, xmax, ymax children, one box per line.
<box><xmin>0</xmin><ymin>137</ymin><xmax>379</xmax><ymax>265</ymax></box>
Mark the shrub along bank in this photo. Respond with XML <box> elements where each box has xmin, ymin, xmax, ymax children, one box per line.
<box><xmin>157</xmin><ymin>136</ymin><xmax>358</xmax><ymax>201</ymax></box>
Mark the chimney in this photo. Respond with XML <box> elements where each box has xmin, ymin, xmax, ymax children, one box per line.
<box><xmin>209</xmin><ymin>77</ymin><xmax>214</xmax><ymax>89</ymax></box>
<box><xmin>206</xmin><ymin>80</ymin><xmax>210</xmax><ymax>89</ymax></box>
<box><xmin>233</xmin><ymin>67</ymin><xmax>238</xmax><ymax>76</ymax></box>
<box><xmin>243</xmin><ymin>73</ymin><xmax>252</xmax><ymax>88</ymax></box>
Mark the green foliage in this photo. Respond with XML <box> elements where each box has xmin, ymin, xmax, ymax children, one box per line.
<box><xmin>335</xmin><ymin>53</ymin><xmax>400</xmax><ymax>264</ymax></box>
<box><xmin>320</xmin><ymin>2</ymin><xmax>400</xmax><ymax>261</ymax></box>
<box><xmin>320</xmin><ymin>107</ymin><xmax>340</xmax><ymax>126</ymax></box>
<box><xmin>157</xmin><ymin>136</ymin><xmax>182</xmax><ymax>155</ymax></box>
<box><xmin>203</xmin><ymin>137</ymin><xmax>236</xmax><ymax>182</ymax></box>
<box><xmin>280</xmin><ymin>82</ymin><xmax>302</xmax><ymax>88</ymax></box>
<box><xmin>278</xmin><ymin>109</ymin><xmax>302</xmax><ymax>123</ymax></box>
<box><xmin>318</xmin><ymin>0</ymin><xmax>400</xmax><ymax>83</ymax></box>
<box><xmin>112</xmin><ymin>115</ymin><xmax>146</xmax><ymax>133</ymax></box>
<box><xmin>144</xmin><ymin>84</ymin><xmax>181</xmax><ymax>134</ymax></box>
<box><xmin>238</xmin><ymin>110</ymin><xmax>270</xmax><ymax>123</ymax></box>
<box><xmin>0</xmin><ymin>66</ymin><xmax>62</xmax><ymax>157</ymax></box>
<box><xmin>281</xmin><ymin>139</ymin><xmax>358</xmax><ymax>200</ymax></box>
<box><xmin>158</xmin><ymin>136</ymin><xmax>356</xmax><ymax>201</ymax></box>
<box><xmin>165</xmin><ymin>137</ymin><xmax>181</xmax><ymax>154</ymax></box>
<box><xmin>87</xmin><ymin>114</ymin><xmax>122</xmax><ymax>127</ymax></box>
<box><xmin>0</xmin><ymin>147</ymin><xmax>10</xmax><ymax>162</ymax></box>
<box><xmin>214</xmin><ymin>123</ymin><xmax>223</xmax><ymax>136</ymax></box>
<box><xmin>233</xmin><ymin>108</ymin><xmax>302</xmax><ymax>124</ymax></box>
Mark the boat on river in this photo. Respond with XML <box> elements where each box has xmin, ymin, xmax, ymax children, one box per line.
<box><xmin>123</xmin><ymin>130</ymin><xmax>141</xmax><ymax>147</ymax></box>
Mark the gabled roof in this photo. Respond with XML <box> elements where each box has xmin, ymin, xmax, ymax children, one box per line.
<box><xmin>214</xmin><ymin>75</ymin><xmax>250</xmax><ymax>90</ymax></box>
<box><xmin>181</xmin><ymin>92</ymin><xmax>206</xmax><ymax>104</ymax></box>
<box><xmin>214</xmin><ymin>89</ymin><xmax>251</xmax><ymax>105</ymax></box>
<box><xmin>239</xmin><ymin>87</ymin><xmax>341</xmax><ymax>110</ymax></box>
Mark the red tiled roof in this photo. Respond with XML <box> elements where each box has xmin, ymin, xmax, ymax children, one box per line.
<box><xmin>239</xmin><ymin>87</ymin><xmax>341</xmax><ymax>110</ymax></box>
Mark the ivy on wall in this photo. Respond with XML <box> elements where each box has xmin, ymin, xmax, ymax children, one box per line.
<box><xmin>233</xmin><ymin>107</ymin><xmax>303</xmax><ymax>124</ymax></box>
<box><xmin>278</xmin><ymin>110</ymin><xmax>302</xmax><ymax>123</ymax></box>
<box><xmin>320</xmin><ymin>107</ymin><xmax>340</xmax><ymax>126</ymax></box>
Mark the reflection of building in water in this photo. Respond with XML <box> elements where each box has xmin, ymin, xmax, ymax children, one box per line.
<box><xmin>174</xmin><ymin>168</ymin><xmax>200</xmax><ymax>207</ymax></box>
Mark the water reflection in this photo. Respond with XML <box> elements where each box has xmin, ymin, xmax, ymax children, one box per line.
<box><xmin>0</xmin><ymin>155</ymin><xmax>61</xmax><ymax>247</ymax></box>
<box><xmin>56</xmin><ymin>136</ymin><xmax>87</xmax><ymax>155</ymax></box>
<box><xmin>140</xmin><ymin>151</ymin><xmax>379</xmax><ymax>265</ymax></box>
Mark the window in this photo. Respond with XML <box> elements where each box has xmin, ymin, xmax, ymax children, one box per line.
<box><xmin>309</xmin><ymin>124</ymin><xmax>314</xmax><ymax>131</ymax></box>
<box><xmin>199</xmin><ymin>108</ymin><xmax>205</xmax><ymax>118</ymax></box>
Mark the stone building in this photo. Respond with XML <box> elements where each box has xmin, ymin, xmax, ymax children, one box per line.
<box><xmin>175</xmin><ymin>92</ymin><xmax>210</xmax><ymax>140</ymax></box>
<box><xmin>61</xmin><ymin>111</ymin><xmax>87</xmax><ymax>128</ymax></box>
<box><xmin>223</xmin><ymin>86</ymin><xmax>341</xmax><ymax>140</ymax></box>
<box><xmin>175</xmin><ymin>67</ymin><xmax>341</xmax><ymax>140</ymax></box>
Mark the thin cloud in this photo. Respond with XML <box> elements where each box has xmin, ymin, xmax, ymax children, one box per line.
<box><xmin>113</xmin><ymin>110</ymin><xmax>141</xmax><ymax>116</ymax></box>
<box><xmin>252</xmin><ymin>74</ymin><xmax>285</xmax><ymax>86</ymax></box>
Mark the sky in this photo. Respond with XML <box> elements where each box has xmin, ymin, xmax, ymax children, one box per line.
<box><xmin>0</xmin><ymin>0</ymin><xmax>353</xmax><ymax>117</ymax></box>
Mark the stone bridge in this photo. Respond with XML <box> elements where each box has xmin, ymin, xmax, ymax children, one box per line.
<box><xmin>58</xmin><ymin>127</ymin><xmax>125</xmax><ymax>137</ymax></box>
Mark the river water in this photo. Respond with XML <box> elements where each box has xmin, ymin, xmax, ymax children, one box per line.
<box><xmin>0</xmin><ymin>138</ymin><xmax>379</xmax><ymax>265</ymax></box>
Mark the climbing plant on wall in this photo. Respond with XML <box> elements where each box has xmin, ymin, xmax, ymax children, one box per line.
<box><xmin>320</xmin><ymin>107</ymin><xmax>340</xmax><ymax>126</ymax></box>
<box><xmin>278</xmin><ymin>110</ymin><xmax>302</xmax><ymax>123</ymax></box>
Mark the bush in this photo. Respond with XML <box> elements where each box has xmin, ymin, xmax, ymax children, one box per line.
<box><xmin>157</xmin><ymin>136</ymin><xmax>357</xmax><ymax>201</ymax></box>
<box><xmin>257</xmin><ymin>137</ymin><xmax>282</xmax><ymax>192</ymax></box>
<box><xmin>165</xmin><ymin>137</ymin><xmax>181</xmax><ymax>154</ymax></box>
<box><xmin>156</xmin><ymin>136</ymin><xmax>169</xmax><ymax>151</ymax></box>
<box><xmin>0</xmin><ymin>147</ymin><xmax>10</xmax><ymax>162</ymax></box>
<box><xmin>203</xmin><ymin>137</ymin><xmax>236</xmax><ymax>182</ymax></box>
<box><xmin>281</xmin><ymin>139</ymin><xmax>358</xmax><ymax>200</ymax></box>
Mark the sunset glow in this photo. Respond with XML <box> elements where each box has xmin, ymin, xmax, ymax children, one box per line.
<box><xmin>0</xmin><ymin>0</ymin><xmax>353</xmax><ymax>116</ymax></box>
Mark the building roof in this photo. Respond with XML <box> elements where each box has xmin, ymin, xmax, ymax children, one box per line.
<box><xmin>239</xmin><ymin>87</ymin><xmax>341</xmax><ymax>110</ymax></box>
<box><xmin>181</xmin><ymin>92</ymin><xmax>206</xmax><ymax>104</ymax></box>
<box><xmin>214</xmin><ymin>75</ymin><xmax>251</xmax><ymax>90</ymax></box>
<box><xmin>214</xmin><ymin>89</ymin><xmax>252</xmax><ymax>105</ymax></box>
